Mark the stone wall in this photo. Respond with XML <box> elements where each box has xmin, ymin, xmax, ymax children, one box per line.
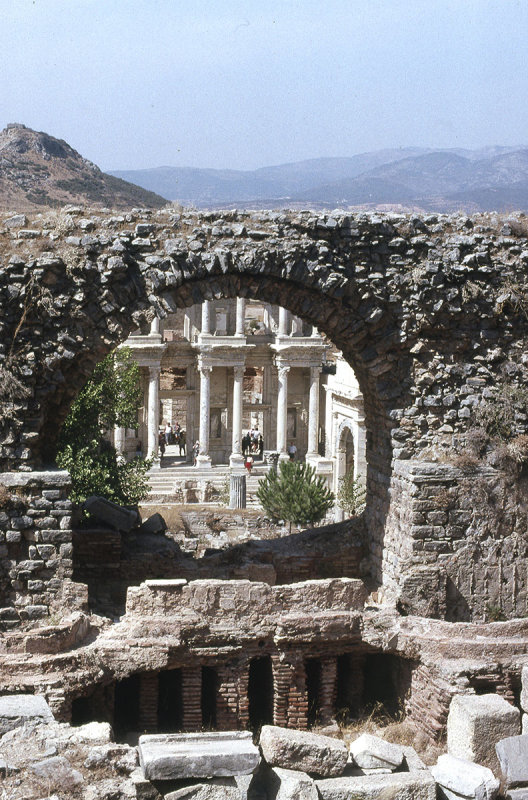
<box><xmin>2</xmin><ymin>208</ymin><xmax>528</xmax><ymax>620</ymax></box>
<box><xmin>0</xmin><ymin>470</ymin><xmax>86</xmax><ymax>629</ymax></box>
<box><xmin>382</xmin><ymin>461</ymin><xmax>528</xmax><ymax>621</ymax></box>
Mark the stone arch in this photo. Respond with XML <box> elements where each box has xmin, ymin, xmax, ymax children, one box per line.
<box><xmin>5</xmin><ymin>209</ymin><xmax>528</xmax><ymax>612</ymax></box>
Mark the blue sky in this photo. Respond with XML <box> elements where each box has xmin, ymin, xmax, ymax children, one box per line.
<box><xmin>1</xmin><ymin>0</ymin><xmax>527</xmax><ymax>170</ymax></box>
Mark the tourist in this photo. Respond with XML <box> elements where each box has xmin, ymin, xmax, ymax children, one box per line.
<box><xmin>179</xmin><ymin>430</ymin><xmax>186</xmax><ymax>456</ymax></box>
<box><xmin>242</xmin><ymin>432</ymin><xmax>251</xmax><ymax>455</ymax></box>
<box><xmin>288</xmin><ymin>441</ymin><xmax>297</xmax><ymax>460</ymax></box>
<box><xmin>164</xmin><ymin>421</ymin><xmax>172</xmax><ymax>445</ymax></box>
<box><xmin>158</xmin><ymin>430</ymin><xmax>166</xmax><ymax>457</ymax></box>
<box><xmin>245</xmin><ymin>453</ymin><xmax>254</xmax><ymax>473</ymax></box>
<box><xmin>258</xmin><ymin>434</ymin><xmax>264</xmax><ymax>460</ymax></box>
<box><xmin>192</xmin><ymin>440</ymin><xmax>200</xmax><ymax>465</ymax></box>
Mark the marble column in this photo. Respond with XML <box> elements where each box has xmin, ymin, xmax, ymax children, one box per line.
<box><xmin>197</xmin><ymin>363</ymin><xmax>212</xmax><ymax>468</ymax></box>
<box><xmin>146</xmin><ymin>365</ymin><xmax>160</xmax><ymax>460</ymax></box>
<box><xmin>276</xmin><ymin>363</ymin><xmax>290</xmax><ymax>460</ymax></box>
<box><xmin>235</xmin><ymin>298</ymin><xmax>246</xmax><ymax>336</ymax></box>
<box><xmin>278</xmin><ymin>307</ymin><xmax>290</xmax><ymax>336</ymax></box>
<box><xmin>230</xmin><ymin>365</ymin><xmax>245</xmax><ymax>469</ymax></box>
<box><xmin>201</xmin><ymin>300</ymin><xmax>212</xmax><ymax>334</ymax></box>
<box><xmin>306</xmin><ymin>366</ymin><xmax>322</xmax><ymax>461</ymax></box>
<box><xmin>150</xmin><ymin>316</ymin><xmax>160</xmax><ymax>336</ymax></box>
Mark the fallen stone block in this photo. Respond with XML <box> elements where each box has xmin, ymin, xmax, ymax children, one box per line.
<box><xmin>165</xmin><ymin>778</ymin><xmax>240</xmax><ymax>800</ymax></box>
<box><xmin>29</xmin><ymin>755</ymin><xmax>84</xmax><ymax>789</ymax></box>
<box><xmin>263</xmin><ymin>765</ymin><xmax>318</xmax><ymax>800</ymax></box>
<box><xmin>431</xmin><ymin>753</ymin><xmax>500</xmax><ymax>800</ymax></box>
<box><xmin>496</xmin><ymin>735</ymin><xmax>528</xmax><ymax>788</ymax></box>
<box><xmin>259</xmin><ymin>725</ymin><xmax>347</xmax><ymax>777</ymax></box>
<box><xmin>349</xmin><ymin>733</ymin><xmax>404</xmax><ymax>771</ymax></box>
<box><xmin>139</xmin><ymin>732</ymin><xmax>260</xmax><ymax>781</ymax></box>
<box><xmin>84</xmin><ymin>742</ymin><xmax>138</xmax><ymax>773</ymax></box>
<box><xmin>0</xmin><ymin>693</ymin><xmax>54</xmax><ymax>735</ymax></box>
<box><xmin>70</xmin><ymin>720</ymin><xmax>113</xmax><ymax>744</ymax></box>
<box><xmin>401</xmin><ymin>745</ymin><xmax>428</xmax><ymax>772</ymax></box>
<box><xmin>141</xmin><ymin>512</ymin><xmax>168</xmax><ymax>535</ymax></box>
<box><xmin>84</xmin><ymin>495</ymin><xmax>140</xmax><ymax>532</ymax></box>
<box><xmin>315</xmin><ymin>771</ymin><xmax>436</xmax><ymax>800</ymax></box>
<box><xmin>447</xmin><ymin>693</ymin><xmax>520</xmax><ymax>773</ymax></box>
<box><xmin>129</xmin><ymin>767</ymin><xmax>163</xmax><ymax>800</ymax></box>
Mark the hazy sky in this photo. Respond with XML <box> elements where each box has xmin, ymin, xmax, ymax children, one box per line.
<box><xmin>1</xmin><ymin>0</ymin><xmax>527</xmax><ymax>171</ymax></box>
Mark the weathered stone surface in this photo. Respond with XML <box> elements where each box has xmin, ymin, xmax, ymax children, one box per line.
<box><xmin>29</xmin><ymin>755</ymin><xmax>84</xmax><ymax>788</ymax></box>
<box><xmin>264</xmin><ymin>766</ymin><xmax>318</xmax><ymax>800</ymax></box>
<box><xmin>349</xmin><ymin>733</ymin><xmax>404</xmax><ymax>770</ymax></box>
<box><xmin>447</xmin><ymin>694</ymin><xmax>520</xmax><ymax>773</ymax></box>
<box><xmin>84</xmin><ymin>495</ymin><xmax>140</xmax><ymax>532</ymax></box>
<box><xmin>520</xmin><ymin>665</ymin><xmax>528</xmax><ymax>712</ymax></box>
<box><xmin>0</xmin><ymin>693</ymin><xmax>54</xmax><ymax>734</ymax></box>
<box><xmin>139</xmin><ymin>732</ymin><xmax>260</xmax><ymax>780</ymax></box>
<box><xmin>495</xmin><ymin>735</ymin><xmax>528</xmax><ymax>788</ymax></box>
<box><xmin>315</xmin><ymin>771</ymin><xmax>436</xmax><ymax>800</ymax></box>
<box><xmin>165</xmin><ymin>778</ymin><xmax>240</xmax><ymax>800</ymax></box>
<box><xmin>505</xmin><ymin>790</ymin><xmax>528</xmax><ymax>800</ymax></box>
<box><xmin>259</xmin><ymin>726</ymin><xmax>348</xmax><ymax>777</ymax></box>
<box><xmin>431</xmin><ymin>754</ymin><xmax>500</xmax><ymax>800</ymax></box>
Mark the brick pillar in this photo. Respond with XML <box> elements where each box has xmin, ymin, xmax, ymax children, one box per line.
<box><xmin>318</xmin><ymin>657</ymin><xmax>338</xmax><ymax>726</ymax></box>
<box><xmin>272</xmin><ymin>653</ymin><xmax>308</xmax><ymax>729</ymax></box>
<box><xmin>237</xmin><ymin>664</ymin><xmax>250</xmax><ymax>730</ymax></box>
<box><xmin>139</xmin><ymin>672</ymin><xmax>159</xmax><ymax>733</ymax></box>
<box><xmin>216</xmin><ymin>666</ymin><xmax>239</xmax><ymax>730</ymax></box>
<box><xmin>182</xmin><ymin>666</ymin><xmax>202</xmax><ymax>731</ymax></box>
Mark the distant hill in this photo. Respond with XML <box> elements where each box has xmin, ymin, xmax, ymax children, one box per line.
<box><xmin>0</xmin><ymin>124</ymin><xmax>167</xmax><ymax>211</ymax></box>
<box><xmin>109</xmin><ymin>145</ymin><xmax>528</xmax><ymax>212</ymax></box>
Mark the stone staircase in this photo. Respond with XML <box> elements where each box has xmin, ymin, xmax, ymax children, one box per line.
<box><xmin>147</xmin><ymin>445</ymin><xmax>267</xmax><ymax>507</ymax></box>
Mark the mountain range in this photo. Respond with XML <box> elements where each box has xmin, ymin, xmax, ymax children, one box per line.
<box><xmin>2</xmin><ymin>123</ymin><xmax>528</xmax><ymax>214</ymax></box>
<box><xmin>109</xmin><ymin>145</ymin><xmax>528</xmax><ymax>213</ymax></box>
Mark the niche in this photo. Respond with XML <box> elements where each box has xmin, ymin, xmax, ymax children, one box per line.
<box><xmin>305</xmin><ymin>658</ymin><xmax>322</xmax><ymax>728</ymax></box>
<box><xmin>248</xmin><ymin>656</ymin><xmax>274</xmax><ymax>731</ymax></box>
<box><xmin>201</xmin><ymin>666</ymin><xmax>218</xmax><ymax>729</ymax></box>
<box><xmin>114</xmin><ymin>674</ymin><xmax>140</xmax><ymax>739</ymax></box>
<box><xmin>158</xmin><ymin>668</ymin><xmax>183</xmax><ymax>732</ymax></box>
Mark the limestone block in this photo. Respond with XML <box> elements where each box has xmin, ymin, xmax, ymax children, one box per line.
<box><xmin>139</xmin><ymin>732</ymin><xmax>260</xmax><ymax>781</ymax></box>
<box><xmin>523</xmin><ymin>715</ymin><xmax>528</xmax><ymax>736</ymax></box>
<box><xmin>29</xmin><ymin>755</ymin><xmax>84</xmax><ymax>788</ymax></box>
<box><xmin>349</xmin><ymin>733</ymin><xmax>404</xmax><ymax>771</ymax></box>
<box><xmin>315</xmin><ymin>771</ymin><xmax>436</xmax><ymax>800</ymax></box>
<box><xmin>264</xmin><ymin>766</ymin><xmax>318</xmax><ymax>800</ymax></box>
<box><xmin>401</xmin><ymin>745</ymin><xmax>428</xmax><ymax>773</ymax></box>
<box><xmin>165</xmin><ymin>778</ymin><xmax>240</xmax><ymax>800</ymax></box>
<box><xmin>0</xmin><ymin>693</ymin><xmax>54</xmax><ymax>735</ymax></box>
<box><xmin>505</xmin><ymin>790</ymin><xmax>528</xmax><ymax>800</ymax></box>
<box><xmin>129</xmin><ymin>767</ymin><xmax>163</xmax><ymax>800</ymax></box>
<box><xmin>431</xmin><ymin>754</ymin><xmax>500</xmax><ymax>800</ymax></box>
<box><xmin>520</xmin><ymin>665</ymin><xmax>528</xmax><ymax>712</ymax></box>
<box><xmin>69</xmin><ymin>720</ymin><xmax>113</xmax><ymax>744</ymax></box>
<box><xmin>447</xmin><ymin>694</ymin><xmax>520</xmax><ymax>773</ymax></box>
<box><xmin>259</xmin><ymin>725</ymin><xmax>348</xmax><ymax>777</ymax></box>
<box><xmin>495</xmin><ymin>735</ymin><xmax>528</xmax><ymax>788</ymax></box>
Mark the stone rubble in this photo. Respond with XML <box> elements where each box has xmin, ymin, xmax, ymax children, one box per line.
<box><xmin>258</xmin><ymin>725</ymin><xmax>348</xmax><ymax>777</ymax></box>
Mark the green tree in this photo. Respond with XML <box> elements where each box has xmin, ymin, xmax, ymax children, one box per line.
<box><xmin>56</xmin><ymin>348</ymin><xmax>150</xmax><ymax>506</ymax></box>
<box><xmin>257</xmin><ymin>460</ymin><xmax>334</xmax><ymax>532</ymax></box>
<box><xmin>337</xmin><ymin>472</ymin><xmax>366</xmax><ymax>517</ymax></box>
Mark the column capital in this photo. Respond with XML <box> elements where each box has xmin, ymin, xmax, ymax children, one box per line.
<box><xmin>198</xmin><ymin>362</ymin><xmax>213</xmax><ymax>377</ymax></box>
<box><xmin>148</xmin><ymin>364</ymin><xmax>161</xmax><ymax>377</ymax></box>
<box><xmin>310</xmin><ymin>364</ymin><xmax>323</xmax><ymax>377</ymax></box>
<box><xmin>233</xmin><ymin>364</ymin><xmax>245</xmax><ymax>380</ymax></box>
<box><xmin>277</xmin><ymin>364</ymin><xmax>291</xmax><ymax>379</ymax></box>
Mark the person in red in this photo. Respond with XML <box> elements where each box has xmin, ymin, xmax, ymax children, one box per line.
<box><xmin>245</xmin><ymin>453</ymin><xmax>254</xmax><ymax>473</ymax></box>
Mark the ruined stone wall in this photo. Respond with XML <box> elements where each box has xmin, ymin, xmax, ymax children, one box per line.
<box><xmin>384</xmin><ymin>461</ymin><xmax>528</xmax><ymax>621</ymax></box>
<box><xmin>2</xmin><ymin>208</ymin><xmax>528</xmax><ymax>621</ymax></box>
<box><xmin>0</xmin><ymin>470</ymin><xmax>86</xmax><ymax>629</ymax></box>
